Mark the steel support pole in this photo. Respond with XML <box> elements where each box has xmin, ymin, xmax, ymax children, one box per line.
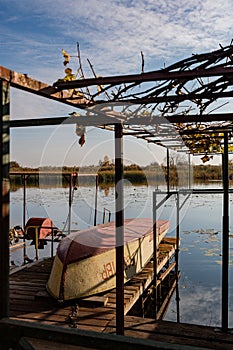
<box><xmin>222</xmin><ymin>132</ymin><xmax>229</xmax><ymax>331</ymax></box>
<box><xmin>188</xmin><ymin>154</ymin><xmax>191</xmax><ymax>189</ymax></box>
<box><xmin>153</xmin><ymin>191</ymin><xmax>158</xmax><ymax>319</ymax></box>
<box><xmin>68</xmin><ymin>174</ymin><xmax>72</xmax><ymax>235</ymax></box>
<box><xmin>23</xmin><ymin>174</ymin><xmax>27</xmax><ymax>262</ymax></box>
<box><xmin>166</xmin><ymin>148</ymin><xmax>170</xmax><ymax>193</ymax></box>
<box><xmin>175</xmin><ymin>192</ymin><xmax>180</xmax><ymax>323</ymax></box>
<box><xmin>22</xmin><ymin>174</ymin><xmax>26</xmax><ymax>229</ymax></box>
<box><xmin>0</xmin><ymin>79</ymin><xmax>10</xmax><ymax>318</ymax></box>
<box><xmin>94</xmin><ymin>174</ymin><xmax>98</xmax><ymax>226</ymax></box>
<box><xmin>115</xmin><ymin>123</ymin><xmax>124</xmax><ymax>335</ymax></box>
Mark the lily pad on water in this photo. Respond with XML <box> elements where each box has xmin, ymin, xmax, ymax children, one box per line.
<box><xmin>180</xmin><ymin>247</ymin><xmax>189</xmax><ymax>252</ymax></box>
<box><xmin>194</xmin><ymin>229</ymin><xmax>219</xmax><ymax>235</ymax></box>
<box><xmin>204</xmin><ymin>252</ymin><xmax>219</xmax><ymax>257</ymax></box>
<box><xmin>215</xmin><ymin>260</ymin><xmax>222</xmax><ymax>265</ymax></box>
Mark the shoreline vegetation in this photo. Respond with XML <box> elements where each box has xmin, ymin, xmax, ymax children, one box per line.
<box><xmin>9</xmin><ymin>160</ymin><xmax>231</xmax><ymax>190</ymax></box>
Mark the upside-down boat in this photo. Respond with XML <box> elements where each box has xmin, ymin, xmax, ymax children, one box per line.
<box><xmin>47</xmin><ymin>218</ymin><xmax>169</xmax><ymax>301</ymax></box>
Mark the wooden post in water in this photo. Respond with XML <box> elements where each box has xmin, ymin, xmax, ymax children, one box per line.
<box><xmin>115</xmin><ymin>122</ymin><xmax>124</xmax><ymax>335</ymax></box>
<box><xmin>0</xmin><ymin>79</ymin><xmax>10</xmax><ymax>318</ymax></box>
<box><xmin>222</xmin><ymin>131</ymin><xmax>229</xmax><ymax>331</ymax></box>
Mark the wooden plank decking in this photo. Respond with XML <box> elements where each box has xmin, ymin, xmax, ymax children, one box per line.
<box><xmin>6</xmin><ymin>238</ymin><xmax>233</xmax><ymax>349</ymax></box>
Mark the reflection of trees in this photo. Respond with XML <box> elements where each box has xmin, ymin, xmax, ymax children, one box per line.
<box><xmin>10</xmin><ymin>161</ymin><xmax>231</xmax><ymax>186</ymax></box>
<box><xmin>193</xmin><ymin>165</ymin><xmax>222</xmax><ymax>181</ymax></box>
<box><xmin>98</xmin><ymin>185</ymin><xmax>111</xmax><ymax>200</ymax></box>
<box><xmin>104</xmin><ymin>188</ymin><xmax>109</xmax><ymax>196</ymax></box>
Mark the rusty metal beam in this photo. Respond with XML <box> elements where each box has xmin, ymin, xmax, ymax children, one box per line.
<box><xmin>0</xmin><ymin>66</ymin><xmax>88</xmax><ymax>108</ymax></box>
<box><xmin>53</xmin><ymin>66</ymin><xmax>233</xmax><ymax>90</ymax></box>
<box><xmin>2</xmin><ymin>66</ymin><xmax>233</xmax><ymax>110</ymax></box>
<box><xmin>9</xmin><ymin>112</ymin><xmax>233</xmax><ymax>129</ymax></box>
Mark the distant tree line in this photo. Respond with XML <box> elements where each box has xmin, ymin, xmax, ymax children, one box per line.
<box><xmin>9</xmin><ymin>160</ymin><xmax>233</xmax><ymax>188</ymax></box>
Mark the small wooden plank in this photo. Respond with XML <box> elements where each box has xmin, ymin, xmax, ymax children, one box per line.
<box><xmin>10</xmin><ymin>280</ymin><xmax>46</xmax><ymax>286</ymax></box>
<box><xmin>77</xmin><ymin>309</ymin><xmax>115</xmax><ymax>320</ymax></box>
<box><xmin>156</xmin><ymin>278</ymin><xmax>177</xmax><ymax>320</ymax></box>
<box><xmin>124</xmin><ymin>285</ymin><xmax>140</xmax><ymax>292</ymax></box>
<box><xmin>157</xmin><ymin>247</ymin><xmax>176</xmax><ymax>272</ymax></box>
<box><xmin>10</xmin><ymin>312</ymin><xmax>68</xmax><ymax>324</ymax></box>
<box><xmin>78</xmin><ymin>296</ymin><xmax>108</xmax><ymax>307</ymax></box>
<box><xmin>10</xmin><ymin>285</ymin><xmax>43</xmax><ymax>293</ymax></box>
<box><xmin>10</xmin><ymin>293</ymin><xmax>35</xmax><ymax>301</ymax></box>
<box><xmin>77</xmin><ymin>317</ymin><xmax>111</xmax><ymax>328</ymax></box>
<box><xmin>35</xmin><ymin>291</ymin><xmax>51</xmax><ymax>299</ymax></box>
<box><xmin>158</xmin><ymin>261</ymin><xmax>176</xmax><ymax>282</ymax></box>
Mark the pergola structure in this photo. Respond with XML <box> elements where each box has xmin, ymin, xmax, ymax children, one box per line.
<box><xmin>1</xmin><ymin>43</ymin><xmax>233</xmax><ymax>347</ymax></box>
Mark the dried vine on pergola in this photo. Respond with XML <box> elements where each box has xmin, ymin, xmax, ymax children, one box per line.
<box><xmin>55</xmin><ymin>43</ymin><xmax>233</xmax><ymax>159</ymax></box>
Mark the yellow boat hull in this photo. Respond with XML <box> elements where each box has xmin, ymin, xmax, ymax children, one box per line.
<box><xmin>47</xmin><ymin>218</ymin><xmax>169</xmax><ymax>301</ymax></box>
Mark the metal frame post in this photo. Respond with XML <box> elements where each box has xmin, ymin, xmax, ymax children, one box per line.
<box><xmin>94</xmin><ymin>174</ymin><xmax>98</xmax><ymax>226</ymax></box>
<box><xmin>166</xmin><ymin>148</ymin><xmax>170</xmax><ymax>193</ymax></box>
<box><xmin>0</xmin><ymin>79</ymin><xmax>10</xmax><ymax>318</ymax></box>
<box><xmin>22</xmin><ymin>174</ymin><xmax>27</xmax><ymax>228</ymax></box>
<box><xmin>188</xmin><ymin>154</ymin><xmax>191</xmax><ymax>189</ymax></box>
<box><xmin>68</xmin><ymin>174</ymin><xmax>72</xmax><ymax>235</ymax></box>
<box><xmin>115</xmin><ymin>123</ymin><xmax>124</xmax><ymax>335</ymax></box>
<box><xmin>222</xmin><ymin>131</ymin><xmax>229</xmax><ymax>331</ymax></box>
<box><xmin>153</xmin><ymin>191</ymin><xmax>158</xmax><ymax>319</ymax></box>
<box><xmin>22</xmin><ymin>174</ymin><xmax>27</xmax><ymax>262</ymax></box>
<box><xmin>175</xmin><ymin>192</ymin><xmax>180</xmax><ymax>323</ymax></box>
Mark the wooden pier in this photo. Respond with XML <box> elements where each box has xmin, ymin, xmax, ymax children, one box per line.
<box><xmin>9</xmin><ymin>237</ymin><xmax>177</xmax><ymax>322</ymax></box>
<box><xmin>4</xmin><ymin>239</ymin><xmax>233</xmax><ymax>349</ymax></box>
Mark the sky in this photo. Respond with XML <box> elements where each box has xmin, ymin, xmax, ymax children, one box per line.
<box><xmin>1</xmin><ymin>0</ymin><xmax>233</xmax><ymax>167</ymax></box>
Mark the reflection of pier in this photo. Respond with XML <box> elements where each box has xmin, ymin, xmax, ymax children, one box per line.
<box><xmin>10</xmin><ymin>171</ymin><xmax>99</xmax><ymax>230</ymax></box>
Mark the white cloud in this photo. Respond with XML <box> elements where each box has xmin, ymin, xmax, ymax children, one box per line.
<box><xmin>3</xmin><ymin>0</ymin><xmax>233</xmax><ymax>166</ymax></box>
<box><xmin>2</xmin><ymin>0</ymin><xmax>233</xmax><ymax>78</ymax></box>
<box><xmin>166</xmin><ymin>283</ymin><xmax>226</xmax><ymax>327</ymax></box>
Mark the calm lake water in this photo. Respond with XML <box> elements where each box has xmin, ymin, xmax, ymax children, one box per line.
<box><xmin>9</xmin><ymin>181</ymin><xmax>233</xmax><ymax>328</ymax></box>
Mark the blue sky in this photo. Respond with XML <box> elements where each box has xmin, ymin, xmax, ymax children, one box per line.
<box><xmin>1</xmin><ymin>0</ymin><xmax>233</xmax><ymax>167</ymax></box>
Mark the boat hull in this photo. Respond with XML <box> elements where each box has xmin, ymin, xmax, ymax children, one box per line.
<box><xmin>47</xmin><ymin>218</ymin><xmax>169</xmax><ymax>301</ymax></box>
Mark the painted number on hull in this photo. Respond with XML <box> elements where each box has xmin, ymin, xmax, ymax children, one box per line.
<box><xmin>101</xmin><ymin>255</ymin><xmax>135</xmax><ymax>280</ymax></box>
<box><xmin>101</xmin><ymin>261</ymin><xmax>116</xmax><ymax>280</ymax></box>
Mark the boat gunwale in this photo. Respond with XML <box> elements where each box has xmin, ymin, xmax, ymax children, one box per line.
<box><xmin>57</xmin><ymin>218</ymin><xmax>169</xmax><ymax>265</ymax></box>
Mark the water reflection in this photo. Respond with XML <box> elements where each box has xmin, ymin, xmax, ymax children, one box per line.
<box><xmin>166</xmin><ymin>283</ymin><xmax>224</xmax><ymax>327</ymax></box>
<box><xmin>9</xmin><ymin>182</ymin><xmax>233</xmax><ymax>328</ymax></box>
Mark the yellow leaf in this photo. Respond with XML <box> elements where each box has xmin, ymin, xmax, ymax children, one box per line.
<box><xmin>64</xmin><ymin>68</ymin><xmax>75</xmax><ymax>81</ymax></box>
<box><xmin>62</xmin><ymin>48</ymin><xmax>70</xmax><ymax>66</ymax></box>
